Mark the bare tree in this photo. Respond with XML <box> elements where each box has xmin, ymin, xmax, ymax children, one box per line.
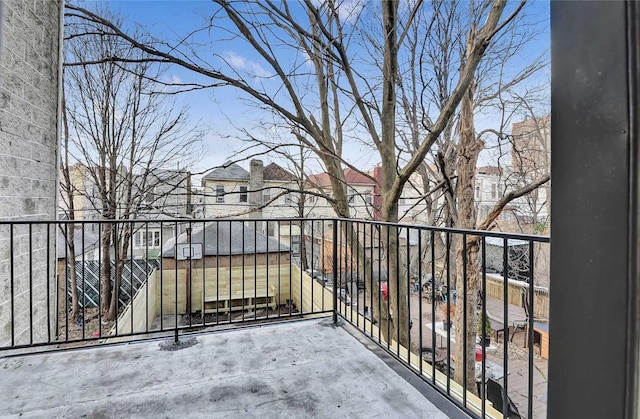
<box><xmin>63</xmin><ymin>10</ymin><xmax>202</xmax><ymax>320</ymax></box>
<box><xmin>59</xmin><ymin>91</ymin><xmax>80</xmax><ymax>323</ymax></box>
<box><xmin>64</xmin><ymin>2</ymin><xmax>547</xmax><ymax>385</ymax></box>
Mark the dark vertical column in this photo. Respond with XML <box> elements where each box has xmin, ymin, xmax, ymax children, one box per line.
<box><xmin>549</xmin><ymin>1</ymin><xmax>640</xmax><ymax>418</ymax></box>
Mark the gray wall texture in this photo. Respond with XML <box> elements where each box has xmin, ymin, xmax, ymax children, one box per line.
<box><xmin>0</xmin><ymin>0</ymin><xmax>61</xmax><ymax>347</ymax></box>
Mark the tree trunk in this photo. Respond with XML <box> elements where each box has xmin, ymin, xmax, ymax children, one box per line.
<box><xmin>107</xmin><ymin>224</ymin><xmax>122</xmax><ymax>321</ymax></box>
<box><xmin>453</xmin><ymin>26</ymin><xmax>483</xmax><ymax>393</ymax></box>
<box><xmin>66</xmin><ymin>226</ymin><xmax>80</xmax><ymax>323</ymax></box>
<box><xmin>107</xmin><ymin>259</ymin><xmax>122</xmax><ymax>321</ymax></box>
<box><xmin>100</xmin><ymin>222</ymin><xmax>112</xmax><ymax>314</ymax></box>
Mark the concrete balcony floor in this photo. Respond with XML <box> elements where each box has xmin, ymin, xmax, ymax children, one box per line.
<box><xmin>0</xmin><ymin>318</ymin><xmax>463</xmax><ymax>418</ymax></box>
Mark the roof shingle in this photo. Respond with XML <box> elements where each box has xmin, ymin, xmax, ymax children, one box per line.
<box><xmin>202</xmin><ymin>162</ymin><xmax>250</xmax><ymax>182</ymax></box>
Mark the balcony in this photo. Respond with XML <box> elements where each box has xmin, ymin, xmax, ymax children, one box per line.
<box><xmin>0</xmin><ymin>218</ymin><xmax>549</xmax><ymax>418</ymax></box>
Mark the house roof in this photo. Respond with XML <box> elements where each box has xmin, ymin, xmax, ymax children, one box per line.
<box><xmin>202</xmin><ymin>162</ymin><xmax>249</xmax><ymax>182</ymax></box>
<box><xmin>476</xmin><ymin>166</ymin><xmax>503</xmax><ymax>176</ymax></box>
<box><xmin>263</xmin><ymin>163</ymin><xmax>296</xmax><ymax>182</ymax></box>
<box><xmin>308</xmin><ymin>168</ymin><xmax>376</xmax><ymax>188</ymax></box>
<box><xmin>161</xmin><ymin>221</ymin><xmax>289</xmax><ymax>257</ymax></box>
<box><xmin>56</xmin><ymin>227</ymin><xmax>100</xmax><ymax>259</ymax></box>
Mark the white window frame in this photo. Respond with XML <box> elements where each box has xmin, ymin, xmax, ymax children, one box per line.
<box><xmin>216</xmin><ymin>185</ymin><xmax>225</xmax><ymax>203</ymax></box>
<box><xmin>134</xmin><ymin>230</ymin><xmax>161</xmax><ymax>249</ymax></box>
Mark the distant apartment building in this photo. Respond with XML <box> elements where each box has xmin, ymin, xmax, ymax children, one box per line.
<box><xmin>512</xmin><ymin>115</ymin><xmax>551</xmax><ymax>223</ymax></box>
<box><xmin>512</xmin><ymin>115</ymin><xmax>551</xmax><ymax>174</ymax></box>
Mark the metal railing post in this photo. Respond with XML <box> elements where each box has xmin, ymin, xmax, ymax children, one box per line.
<box><xmin>332</xmin><ymin>220</ymin><xmax>338</xmax><ymax>324</ymax></box>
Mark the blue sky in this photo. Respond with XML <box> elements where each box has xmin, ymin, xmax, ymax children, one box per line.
<box><xmin>72</xmin><ymin>0</ymin><xmax>550</xmax><ymax>180</ymax></box>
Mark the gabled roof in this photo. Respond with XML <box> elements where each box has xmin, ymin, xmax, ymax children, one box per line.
<box><xmin>344</xmin><ymin>168</ymin><xmax>375</xmax><ymax>185</ymax></box>
<box><xmin>161</xmin><ymin>221</ymin><xmax>289</xmax><ymax>257</ymax></box>
<box><xmin>307</xmin><ymin>168</ymin><xmax>375</xmax><ymax>188</ymax></box>
<box><xmin>263</xmin><ymin>163</ymin><xmax>296</xmax><ymax>182</ymax></box>
<box><xmin>202</xmin><ymin>162</ymin><xmax>249</xmax><ymax>182</ymax></box>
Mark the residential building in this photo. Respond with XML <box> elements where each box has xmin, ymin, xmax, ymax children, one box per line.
<box><xmin>512</xmin><ymin>115</ymin><xmax>550</xmax><ymax>175</ymax></box>
<box><xmin>474</xmin><ymin>165</ymin><xmax>549</xmax><ymax>228</ymax></box>
<box><xmin>59</xmin><ymin>165</ymin><xmax>192</xmax><ymax>259</ymax></box>
<box><xmin>306</xmin><ymin>168</ymin><xmax>376</xmax><ymax>220</ymax></box>
<box><xmin>201</xmin><ymin>160</ymin><xmax>297</xmax><ymax>219</ymax></box>
<box><xmin>131</xmin><ymin>169</ymin><xmax>192</xmax><ymax>259</ymax></box>
<box><xmin>58</xmin><ymin>163</ymin><xmax>127</xmax><ymax>222</ymax></box>
<box><xmin>475</xmin><ymin>166</ymin><xmax>510</xmax><ymax>222</ymax></box>
<box><xmin>201</xmin><ymin>159</ymin><xmax>301</xmax><ymax>251</ymax></box>
<box><xmin>135</xmin><ymin>170</ymin><xmax>192</xmax><ymax>218</ymax></box>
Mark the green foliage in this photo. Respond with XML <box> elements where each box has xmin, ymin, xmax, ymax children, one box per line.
<box><xmin>477</xmin><ymin>314</ymin><xmax>493</xmax><ymax>337</ymax></box>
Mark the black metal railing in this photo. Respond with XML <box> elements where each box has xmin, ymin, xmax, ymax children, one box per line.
<box><xmin>0</xmin><ymin>217</ymin><xmax>549</xmax><ymax>418</ymax></box>
<box><xmin>331</xmin><ymin>218</ymin><xmax>550</xmax><ymax>419</ymax></box>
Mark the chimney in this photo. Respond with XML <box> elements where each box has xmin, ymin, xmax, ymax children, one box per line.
<box><xmin>249</xmin><ymin>159</ymin><xmax>264</xmax><ymax>212</ymax></box>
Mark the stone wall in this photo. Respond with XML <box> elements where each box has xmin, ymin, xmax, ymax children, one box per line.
<box><xmin>0</xmin><ymin>0</ymin><xmax>62</xmax><ymax>347</ymax></box>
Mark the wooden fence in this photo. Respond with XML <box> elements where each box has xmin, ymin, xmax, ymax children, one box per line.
<box><xmin>485</xmin><ymin>274</ymin><xmax>549</xmax><ymax>320</ymax></box>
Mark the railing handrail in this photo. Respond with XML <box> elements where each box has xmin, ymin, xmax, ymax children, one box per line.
<box><xmin>1</xmin><ymin>216</ymin><xmax>550</xmax><ymax>243</ymax></box>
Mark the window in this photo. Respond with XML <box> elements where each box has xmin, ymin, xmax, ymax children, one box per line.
<box><xmin>134</xmin><ymin>231</ymin><xmax>161</xmax><ymax>248</ymax></box>
<box><xmin>476</xmin><ymin>185</ymin><xmax>481</xmax><ymax>199</ymax></box>
<box><xmin>498</xmin><ymin>185</ymin><xmax>503</xmax><ymax>197</ymax></box>
<box><xmin>263</xmin><ymin>188</ymin><xmax>270</xmax><ymax>203</ymax></box>
<box><xmin>285</xmin><ymin>193</ymin><xmax>294</xmax><ymax>204</ymax></box>
<box><xmin>216</xmin><ymin>185</ymin><xmax>225</xmax><ymax>203</ymax></box>
<box><xmin>239</xmin><ymin>186</ymin><xmax>247</xmax><ymax>203</ymax></box>
<box><xmin>491</xmin><ymin>183</ymin><xmax>497</xmax><ymax>199</ymax></box>
<box><xmin>348</xmin><ymin>194</ymin><xmax>355</xmax><ymax>203</ymax></box>
<box><xmin>152</xmin><ymin>231</ymin><xmax>160</xmax><ymax>247</ymax></box>
<box><xmin>365</xmin><ymin>193</ymin><xmax>372</xmax><ymax>205</ymax></box>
